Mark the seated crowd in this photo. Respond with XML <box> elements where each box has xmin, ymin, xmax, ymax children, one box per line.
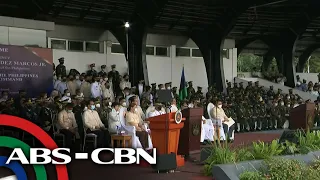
<box><xmin>1</xmin><ymin>58</ymin><xmax>320</xmax><ymax>149</ymax></box>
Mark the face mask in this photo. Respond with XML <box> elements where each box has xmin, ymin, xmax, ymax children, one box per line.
<box><xmin>66</xmin><ymin>93</ymin><xmax>70</xmax><ymax>97</ymax></box>
<box><xmin>96</xmin><ymin>104</ymin><xmax>101</xmax><ymax>108</ymax></box>
<box><xmin>188</xmin><ymin>104</ymin><xmax>194</xmax><ymax>108</ymax></box>
<box><xmin>84</xmin><ymin>107</ymin><xmax>88</xmax><ymax>111</ymax></box>
<box><xmin>161</xmin><ymin>88</ymin><xmax>165</xmax><ymax>90</ymax></box>
<box><xmin>122</xmin><ymin>102</ymin><xmax>127</xmax><ymax>107</ymax></box>
<box><xmin>135</xmin><ymin>108</ymin><xmax>138</xmax><ymax>112</ymax></box>
<box><xmin>58</xmin><ymin>77</ymin><xmax>62</xmax><ymax>80</ymax></box>
<box><xmin>79</xmin><ymin>93</ymin><xmax>84</xmax><ymax>97</ymax></box>
<box><xmin>167</xmin><ymin>87</ymin><xmax>171</xmax><ymax>90</ymax></box>
<box><xmin>109</xmin><ymin>102</ymin><xmax>112</xmax><ymax>106</ymax></box>
<box><xmin>259</xmin><ymin>98</ymin><xmax>263</xmax><ymax>101</ymax></box>
<box><xmin>281</xmin><ymin>103</ymin><xmax>284</xmax><ymax>106</ymax></box>
<box><xmin>104</xmin><ymin>78</ymin><xmax>108</xmax><ymax>81</ymax></box>
<box><xmin>67</xmin><ymin>110</ymin><xmax>73</xmax><ymax>113</ymax></box>
<box><xmin>218</xmin><ymin>105</ymin><xmax>222</xmax><ymax>108</ymax></box>
<box><xmin>287</xmin><ymin>105</ymin><xmax>291</xmax><ymax>107</ymax></box>
<box><xmin>90</xmin><ymin>105</ymin><xmax>95</xmax><ymax>110</ymax></box>
<box><xmin>274</xmin><ymin>103</ymin><xmax>278</xmax><ymax>106</ymax></box>
<box><xmin>75</xmin><ymin>76</ymin><xmax>79</xmax><ymax>80</ymax></box>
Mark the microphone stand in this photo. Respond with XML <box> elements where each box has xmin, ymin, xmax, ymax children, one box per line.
<box><xmin>164</xmin><ymin>102</ymin><xmax>171</xmax><ymax>154</ymax></box>
<box><xmin>215</xmin><ymin>107</ymin><xmax>221</xmax><ymax>147</ymax></box>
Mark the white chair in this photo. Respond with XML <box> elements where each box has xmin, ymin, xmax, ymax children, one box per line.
<box><xmin>207</xmin><ymin>103</ymin><xmax>226</xmax><ymax>141</ymax></box>
<box><xmin>119</xmin><ymin>107</ymin><xmax>153</xmax><ymax>149</ymax></box>
<box><xmin>81</xmin><ymin>113</ymin><xmax>98</xmax><ymax>152</ymax></box>
<box><xmin>200</xmin><ymin>116</ymin><xmax>214</xmax><ymax>142</ymax></box>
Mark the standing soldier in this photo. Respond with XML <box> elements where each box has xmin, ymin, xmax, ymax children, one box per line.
<box><xmin>267</xmin><ymin>86</ymin><xmax>275</xmax><ymax>97</ymax></box>
<box><xmin>279</xmin><ymin>100</ymin><xmax>286</xmax><ymax>129</ymax></box>
<box><xmin>226</xmin><ymin>82</ymin><xmax>232</xmax><ymax>95</ymax></box>
<box><xmin>251</xmin><ymin>102</ymin><xmax>260</xmax><ymax>131</ymax></box>
<box><xmin>237</xmin><ymin>101</ymin><xmax>246</xmax><ymax>132</ymax></box>
<box><xmin>172</xmin><ymin>87</ymin><xmax>179</xmax><ymax>101</ymax></box>
<box><xmin>55</xmin><ymin>57</ymin><xmax>66</xmax><ymax>77</ymax></box>
<box><xmin>187</xmin><ymin>81</ymin><xmax>195</xmax><ymax>99</ymax></box>
<box><xmin>270</xmin><ymin>101</ymin><xmax>280</xmax><ymax>130</ymax></box>
<box><xmin>259</xmin><ymin>100</ymin><xmax>267</xmax><ymax>130</ymax></box>
<box><xmin>108</xmin><ymin>64</ymin><xmax>120</xmax><ymax>94</ymax></box>
<box><xmin>98</xmin><ymin>65</ymin><xmax>107</xmax><ymax>77</ymax></box>
<box><xmin>87</xmin><ymin>63</ymin><xmax>97</xmax><ymax>76</ymax></box>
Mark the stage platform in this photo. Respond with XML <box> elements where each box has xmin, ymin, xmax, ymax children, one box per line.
<box><xmin>0</xmin><ymin>130</ymin><xmax>283</xmax><ymax>180</ymax></box>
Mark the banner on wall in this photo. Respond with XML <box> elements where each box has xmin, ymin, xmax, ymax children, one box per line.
<box><xmin>0</xmin><ymin>44</ymin><xmax>53</xmax><ymax>97</ymax></box>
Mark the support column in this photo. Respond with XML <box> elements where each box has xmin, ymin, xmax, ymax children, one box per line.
<box><xmin>191</xmin><ymin>30</ymin><xmax>225</xmax><ymax>92</ymax></box>
<box><xmin>297</xmin><ymin>44</ymin><xmax>320</xmax><ymax>72</ymax></box>
<box><xmin>261</xmin><ymin>50</ymin><xmax>274</xmax><ymax>72</ymax></box>
<box><xmin>281</xmin><ymin>35</ymin><xmax>297</xmax><ymax>87</ymax></box>
<box><xmin>110</xmin><ymin>23</ymin><xmax>147</xmax><ymax>86</ymax></box>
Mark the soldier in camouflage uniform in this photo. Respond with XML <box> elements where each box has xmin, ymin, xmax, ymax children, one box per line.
<box><xmin>251</xmin><ymin>102</ymin><xmax>260</xmax><ymax>131</ymax></box>
<box><xmin>100</xmin><ymin>98</ymin><xmax>112</xmax><ymax>126</ymax></box>
<box><xmin>172</xmin><ymin>87</ymin><xmax>179</xmax><ymax>101</ymax></box>
<box><xmin>238</xmin><ymin>101</ymin><xmax>248</xmax><ymax>132</ymax></box>
<box><xmin>267</xmin><ymin>86</ymin><xmax>275</xmax><ymax>97</ymax></box>
<box><xmin>228</xmin><ymin>101</ymin><xmax>239</xmax><ymax>132</ymax></box>
<box><xmin>259</xmin><ymin>100</ymin><xmax>267</xmax><ymax>130</ymax></box>
<box><xmin>187</xmin><ymin>81</ymin><xmax>195</xmax><ymax>100</ymax></box>
<box><xmin>270</xmin><ymin>101</ymin><xmax>280</xmax><ymax>129</ymax></box>
<box><xmin>1</xmin><ymin>98</ymin><xmax>18</xmax><ymax>116</ymax></box>
<box><xmin>278</xmin><ymin>100</ymin><xmax>286</xmax><ymax>129</ymax></box>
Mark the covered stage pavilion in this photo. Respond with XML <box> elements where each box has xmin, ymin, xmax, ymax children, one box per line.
<box><xmin>0</xmin><ymin>0</ymin><xmax>320</xmax><ymax>179</ymax></box>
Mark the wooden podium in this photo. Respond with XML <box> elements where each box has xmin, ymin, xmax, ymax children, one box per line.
<box><xmin>290</xmin><ymin>103</ymin><xmax>315</xmax><ymax>130</ymax></box>
<box><xmin>178</xmin><ymin>108</ymin><xmax>203</xmax><ymax>157</ymax></box>
<box><xmin>148</xmin><ymin>112</ymin><xmax>185</xmax><ymax>166</ymax></box>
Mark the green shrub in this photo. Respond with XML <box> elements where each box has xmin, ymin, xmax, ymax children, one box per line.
<box><xmin>263</xmin><ymin>158</ymin><xmax>305</xmax><ymax>179</ymax></box>
<box><xmin>251</xmin><ymin>140</ymin><xmax>284</xmax><ymax>160</ymax></box>
<box><xmin>281</xmin><ymin>140</ymin><xmax>299</xmax><ymax>155</ymax></box>
<box><xmin>235</xmin><ymin>147</ymin><xmax>255</xmax><ymax>162</ymax></box>
<box><xmin>296</xmin><ymin>130</ymin><xmax>320</xmax><ymax>154</ymax></box>
<box><xmin>203</xmin><ymin>144</ymin><xmax>236</xmax><ymax>176</ymax></box>
<box><xmin>239</xmin><ymin>171</ymin><xmax>265</xmax><ymax>180</ymax></box>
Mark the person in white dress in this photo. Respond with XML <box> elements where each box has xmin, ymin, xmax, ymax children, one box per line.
<box><xmin>108</xmin><ymin>102</ymin><xmax>121</xmax><ymax>134</ymax></box>
<box><xmin>91</xmin><ymin>76</ymin><xmax>102</xmax><ymax>99</ymax></box>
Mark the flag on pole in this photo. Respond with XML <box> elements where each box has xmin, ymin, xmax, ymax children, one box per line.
<box><xmin>178</xmin><ymin>67</ymin><xmax>188</xmax><ymax>108</ymax></box>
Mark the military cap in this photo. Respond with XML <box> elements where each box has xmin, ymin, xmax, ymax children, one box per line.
<box><xmin>25</xmin><ymin>99</ymin><xmax>33</xmax><ymax>104</ymax></box>
<box><xmin>58</xmin><ymin>57</ymin><xmax>64</xmax><ymax>61</ymax></box>
<box><xmin>172</xmin><ymin>87</ymin><xmax>177</xmax><ymax>90</ymax></box>
<box><xmin>111</xmin><ymin>64</ymin><xmax>116</xmax><ymax>68</ymax></box>
<box><xmin>239</xmin><ymin>82</ymin><xmax>243</xmax><ymax>84</ymax></box>
<box><xmin>188</xmin><ymin>81</ymin><xmax>193</xmax><ymax>84</ymax></box>
<box><xmin>248</xmin><ymin>81</ymin><xmax>252</xmax><ymax>84</ymax></box>
<box><xmin>227</xmin><ymin>82</ymin><xmax>231</xmax><ymax>85</ymax></box>
<box><xmin>90</xmin><ymin>63</ymin><xmax>95</xmax><ymax>67</ymax></box>
<box><xmin>255</xmin><ymin>81</ymin><xmax>259</xmax><ymax>84</ymax></box>
<box><xmin>165</xmin><ymin>82</ymin><xmax>171</xmax><ymax>86</ymax></box>
<box><xmin>101</xmin><ymin>65</ymin><xmax>106</xmax><ymax>68</ymax></box>
<box><xmin>158</xmin><ymin>84</ymin><xmax>163</xmax><ymax>88</ymax></box>
<box><xmin>6</xmin><ymin>98</ymin><xmax>14</xmax><ymax>103</ymax></box>
<box><xmin>151</xmin><ymin>83</ymin><xmax>156</xmax><ymax>86</ymax></box>
<box><xmin>278</xmin><ymin>89</ymin><xmax>282</xmax><ymax>91</ymax></box>
<box><xmin>197</xmin><ymin>86</ymin><xmax>202</xmax><ymax>89</ymax></box>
